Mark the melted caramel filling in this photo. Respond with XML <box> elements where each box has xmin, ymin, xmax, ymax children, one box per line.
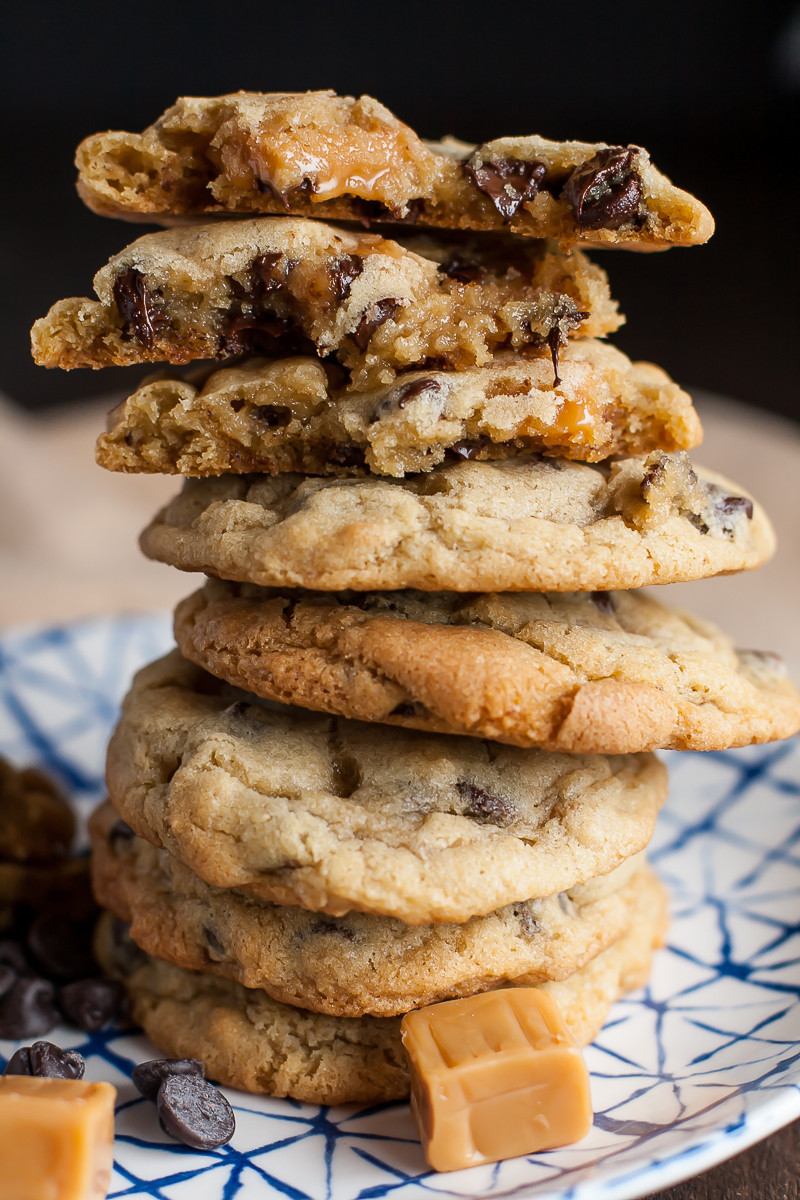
<box><xmin>215</xmin><ymin>109</ymin><xmax>442</xmax><ymax>211</ymax></box>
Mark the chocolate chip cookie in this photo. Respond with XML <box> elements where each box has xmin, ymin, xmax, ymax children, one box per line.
<box><xmin>31</xmin><ymin>219</ymin><xmax>620</xmax><ymax>388</ymax></box>
<box><xmin>90</xmin><ymin>799</ymin><xmax>646</xmax><ymax>1017</ymax></box>
<box><xmin>140</xmin><ymin>452</ymin><xmax>773</xmax><ymax>592</ymax></box>
<box><xmin>94</xmin><ymin>866</ymin><xmax>668</xmax><ymax>1104</ymax></box>
<box><xmin>174</xmin><ymin>581</ymin><xmax>800</xmax><ymax>753</ymax></box>
<box><xmin>96</xmin><ymin>340</ymin><xmax>702</xmax><ymax>478</ymax></box>
<box><xmin>75</xmin><ymin>91</ymin><xmax>713</xmax><ymax>250</ymax></box>
<box><xmin>106</xmin><ymin>651</ymin><xmax>667</xmax><ymax>924</ymax></box>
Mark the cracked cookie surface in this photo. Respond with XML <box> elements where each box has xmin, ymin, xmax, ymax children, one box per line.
<box><xmin>96</xmin><ymin>340</ymin><xmax>702</xmax><ymax>477</ymax></box>
<box><xmin>91</xmin><ymin>799</ymin><xmax>645</xmax><ymax>1017</ymax></box>
<box><xmin>140</xmin><ymin>452</ymin><xmax>773</xmax><ymax>592</ymax></box>
<box><xmin>94</xmin><ymin>868</ymin><xmax>668</xmax><ymax>1104</ymax></box>
<box><xmin>75</xmin><ymin>91</ymin><xmax>713</xmax><ymax>250</ymax></box>
<box><xmin>106</xmin><ymin>651</ymin><xmax>667</xmax><ymax>924</ymax></box>
<box><xmin>175</xmin><ymin>581</ymin><xmax>800</xmax><ymax>753</ymax></box>
<box><xmin>31</xmin><ymin>218</ymin><xmax>620</xmax><ymax>389</ymax></box>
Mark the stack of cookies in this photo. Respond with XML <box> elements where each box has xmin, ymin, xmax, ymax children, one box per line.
<box><xmin>32</xmin><ymin>92</ymin><xmax>800</xmax><ymax>1108</ymax></box>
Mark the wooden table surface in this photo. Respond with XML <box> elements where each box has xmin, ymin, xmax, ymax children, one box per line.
<box><xmin>1</xmin><ymin>392</ymin><xmax>798</xmax><ymax>1194</ymax></box>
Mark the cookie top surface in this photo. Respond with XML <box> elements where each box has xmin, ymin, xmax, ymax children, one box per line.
<box><xmin>96</xmin><ymin>340</ymin><xmax>702</xmax><ymax>478</ymax></box>
<box><xmin>91</xmin><ymin>799</ymin><xmax>645</xmax><ymax>1017</ymax></box>
<box><xmin>140</xmin><ymin>452</ymin><xmax>774</xmax><ymax>592</ymax></box>
<box><xmin>106</xmin><ymin>651</ymin><xmax>667</xmax><ymax>924</ymax></box>
<box><xmin>31</xmin><ymin>217</ymin><xmax>620</xmax><ymax>388</ymax></box>
<box><xmin>95</xmin><ymin>868</ymin><xmax>667</xmax><ymax>1104</ymax></box>
<box><xmin>175</xmin><ymin>580</ymin><xmax>800</xmax><ymax>754</ymax></box>
<box><xmin>75</xmin><ymin>91</ymin><xmax>713</xmax><ymax>250</ymax></box>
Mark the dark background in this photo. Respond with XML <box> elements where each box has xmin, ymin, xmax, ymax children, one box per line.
<box><xmin>3</xmin><ymin>0</ymin><xmax>799</xmax><ymax>420</ymax></box>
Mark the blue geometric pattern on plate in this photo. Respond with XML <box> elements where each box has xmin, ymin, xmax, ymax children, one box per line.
<box><xmin>0</xmin><ymin>614</ymin><xmax>798</xmax><ymax>1200</ymax></box>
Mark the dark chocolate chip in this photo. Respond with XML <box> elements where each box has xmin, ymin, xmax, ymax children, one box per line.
<box><xmin>562</xmin><ymin>147</ymin><xmax>643</xmax><ymax>231</ymax></box>
<box><xmin>329</xmin><ymin>254</ymin><xmax>364</xmax><ymax>305</ymax></box>
<box><xmin>326</xmin><ymin>443</ymin><xmax>366</xmax><ymax>469</ymax></box>
<box><xmin>456</xmin><ymin>780</ymin><xmax>513</xmax><ymax>825</ymax></box>
<box><xmin>108</xmin><ymin>819</ymin><xmax>135</xmax><ymax>848</ymax></box>
<box><xmin>218</xmin><ymin>314</ymin><xmax>300</xmax><ymax>358</ymax></box>
<box><xmin>463</xmin><ymin>154</ymin><xmax>547</xmax><ymax>221</ymax></box>
<box><xmin>446</xmin><ymin>437</ymin><xmax>491</xmax><ymax>461</ymax></box>
<box><xmin>351</xmin><ymin>299</ymin><xmax>400</xmax><ymax>351</ymax></box>
<box><xmin>59</xmin><ymin>977</ymin><xmax>126</xmax><ymax>1032</ymax></box>
<box><xmin>27</xmin><ymin>913</ymin><xmax>97</xmax><ymax>981</ymax></box>
<box><xmin>511</xmin><ymin>903</ymin><xmax>539</xmax><ymax>938</ymax></box>
<box><xmin>157</xmin><ymin>1073</ymin><xmax>235</xmax><ymax>1150</ymax></box>
<box><xmin>133</xmin><ymin>1057</ymin><xmax>206</xmax><ymax>1104</ymax></box>
<box><xmin>202</xmin><ymin>926</ymin><xmax>226</xmax><ymax>956</ymax></box>
<box><xmin>590</xmin><ymin>591</ymin><xmax>616</xmax><ymax>617</ymax></box>
<box><xmin>0</xmin><ymin>976</ymin><xmax>59</xmax><ymax>1038</ymax></box>
<box><xmin>370</xmin><ymin>377</ymin><xmax>441</xmax><ymax>423</ymax></box>
<box><xmin>112</xmin><ymin>268</ymin><xmax>168</xmax><ymax>349</ymax></box>
<box><xmin>2</xmin><ymin>1046</ymin><xmax>31</xmax><ymax>1075</ymax></box>
<box><xmin>251</xmin><ymin>252</ymin><xmax>287</xmax><ymax>295</ymax></box>
<box><xmin>308</xmin><ymin>916</ymin><xmax>357</xmax><ymax>942</ymax></box>
<box><xmin>4</xmin><ymin>1041</ymin><xmax>85</xmax><ymax>1079</ymax></box>
<box><xmin>714</xmin><ymin>493</ymin><xmax>754</xmax><ymax>521</ymax></box>
<box><xmin>439</xmin><ymin>254</ymin><xmax>484</xmax><ymax>284</ymax></box>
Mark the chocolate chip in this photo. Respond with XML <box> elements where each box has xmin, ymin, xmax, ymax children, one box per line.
<box><xmin>439</xmin><ymin>254</ymin><xmax>484</xmax><ymax>284</ymax></box>
<box><xmin>541</xmin><ymin>298</ymin><xmax>589</xmax><ymax>386</ymax></box>
<box><xmin>370</xmin><ymin>377</ymin><xmax>441</xmax><ymax>423</ymax></box>
<box><xmin>329</xmin><ymin>254</ymin><xmax>364</xmax><ymax>304</ymax></box>
<box><xmin>157</xmin><ymin>1074</ymin><xmax>235</xmax><ymax>1150</ymax></box>
<box><xmin>512</xmin><ymin>903</ymin><xmax>539</xmax><ymax>938</ymax></box>
<box><xmin>0</xmin><ymin>976</ymin><xmax>59</xmax><ymax>1038</ymax></box>
<box><xmin>326</xmin><ymin>443</ymin><xmax>366</xmax><ymax>469</ymax></box>
<box><xmin>133</xmin><ymin>1057</ymin><xmax>206</xmax><ymax>1104</ymax></box>
<box><xmin>563</xmin><ymin>147</ymin><xmax>643</xmax><ymax>231</ymax></box>
<box><xmin>4</xmin><ymin>1041</ymin><xmax>85</xmax><ymax>1080</ymax></box>
<box><xmin>108</xmin><ymin>819</ymin><xmax>135</xmax><ymax>848</ymax></box>
<box><xmin>112</xmin><ymin>268</ymin><xmax>168</xmax><ymax>349</ymax></box>
<box><xmin>59</xmin><ymin>978</ymin><xmax>126</xmax><ymax>1032</ymax></box>
<box><xmin>351</xmin><ymin>299</ymin><xmax>400</xmax><ymax>351</ymax></box>
<box><xmin>714</xmin><ymin>493</ymin><xmax>754</xmax><ymax>521</ymax></box>
<box><xmin>308</xmin><ymin>917</ymin><xmax>357</xmax><ymax>942</ymax></box>
<box><xmin>590</xmin><ymin>591</ymin><xmax>615</xmax><ymax>616</ymax></box>
<box><xmin>251</xmin><ymin>252</ymin><xmax>287</xmax><ymax>295</ymax></box>
<box><xmin>27</xmin><ymin>913</ymin><xmax>97</xmax><ymax>981</ymax></box>
<box><xmin>463</xmin><ymin>154</ymin><xmax>547</xmax><ymax>221</ymax></box>
<box><xmin>446</xmin><ymin>437</ymin><xmax>491</xmax><ymax>461</ymax></box>
<box><xmin>2</xmin><ymin>1047</ymin><xmax>31</xmax><ymax>1075</ymax></box>
<box><xmin>218</xmin><ymin>314</ymin><xmax>300</xmax><ymax>357</ymax></box>
<box><xmin>202</xmin><ymin>926</ymin><xmax>225</xmax><ymax>956</ymax></box>
<box><xmin>456</xmin><ymin>780</ymin><xmax>513</xmax><ymax>825</ymax></box>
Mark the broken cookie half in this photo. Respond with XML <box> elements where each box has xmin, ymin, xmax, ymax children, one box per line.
<box><xmin>75</xmin><ymin>91</ymin><xmax>713</xmax><ymax>250</ymax></box>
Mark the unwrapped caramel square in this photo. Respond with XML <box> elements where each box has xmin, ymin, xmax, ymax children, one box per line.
<box><xmin>0</xmin><ymin>1076</ymin><xmax>116</xmax><ymax>1199</ymax></box>
<box><xmin>401</xmin><ymin>988</ymin><xmax>592</xmax><ymax>1172</ymax></box>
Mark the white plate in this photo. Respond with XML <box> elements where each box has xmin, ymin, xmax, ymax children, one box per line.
<box><xmin>0</xmin><ymin>613</ymin><xmax>798</xmax><ymax>1200</ymax></box>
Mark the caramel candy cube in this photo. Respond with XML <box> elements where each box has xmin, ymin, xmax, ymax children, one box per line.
<box><xmin>401</xmin><ymin>988</ymin><xmax>592</xmax><ymax>1172</ymax></box>
<box><xmin>0</xmin><ymin>1076</ymin><xmax>116</xmax><ymax>1199</ymax></box>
